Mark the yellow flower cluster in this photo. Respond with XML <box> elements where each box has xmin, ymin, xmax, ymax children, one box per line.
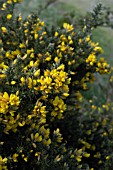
<box><xmin>0</xmin><ymin>156</ymin><xmax>8</xmax><ymax>170</ymax></box>
<box><xmin>63</xmin><ymin>23</ymin><xmax>74</xmax><ymax>32</ymax></box>
<box><xmin>53</xmin><ymin>128</ymin><xmax>63</xmax><ymax>143</ymax></box>
<box><xmin>86</xmin><ymin>36</ymin><xmax>109</xmax><ymax>74</ymax></box>
<box><xmin>74</xmin><ymin>72</ymin><xmax>96</xmax><ymax>92</ymax></box>
<box><xmin>70</xmin><ymin>148</ymin><xmax>90</xmax><ymax>166</ymax></box>
<box><xmin>24</xmin><ymin>100</ymin><xmax>52</xmax><ymax>148</ymax></box>
<box><xmin>37</xmin><ymin>64</ymin><xmax>70</xmax><ymax>95</ymax></box>
<box><xmin>96</xmin><ymin>57</ymin><xmax>110</xmax><ymax>74</ymax></box>
<box><xmin>51</xmin><ymin>96</ymin><xmax>66</xmax><ymax>120</ymax></box>
<box><xmin>0</xmin><ymin>62</ymin><xmax>8</xmax><ymax>79</ymax></box>
<box><xmin>86</xmin><ymin>35</ymin><xmax>104</xmax><ymax>53</ymax></box>
<box><xmin>33</xmin><ymin>101</ymin><xmax>47</xmax><ymax>125</ymax></box>
<box><xmin>1</xmin><ymin>0</ymin><xmax>22</xmax><ymax>11</ymax></box>
<box><xmin>7</xmin><ymin>0</ymin><xmax>22</xmax><ymax>4</ymax></box>
<box><xmin>0</xmin><ymin>92</ymin><xmax>20</xmax><ymax>134</ymax></box>
<box><xmin>86</xmin><ymin>54</ymin><xmax>97</xmax><ymax>66</ymax></box>
<box><xmin>0</xmin><ymin>91</ymin><xmax>20</xmax><ymax>114</ymax></box>
<box><xmin>30</xmin><ymin>126</ymin><xmax>51</xmax><ymax>147</ymax></box>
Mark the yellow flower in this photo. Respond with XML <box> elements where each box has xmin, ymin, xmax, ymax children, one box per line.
<box><xmin>53</xmin><ymin>96</ymin><xmax>59</xmax><ymax>106</ymax></box>
<box><xmin>1</xmin><ymin>27</ymin><xmax>7</xmax><ymax>33</ymax></box>
<box><xmin>27</xmin><ymin>77</ymin><xmax>34</xmax><ymax>89</ymax></box>
<box><xmin>52</xmin><ymin>96</ymin><xmax>66</xmax><ymax>119</ymax></box>
<box><xmin>75</xmin><ymin>155</ymin><xmax>82</xmax><ymax>162</ymax></box>
<box><xmin>94</xmin><ymin>46</ymin><xmax>104</xmax><ymax>54</ymax></box>
<box><xmin>7</xmin><ymin>14</ymin><xmax>12</xmax><ymax>20</ymax></box>
<box><xmin>0</xmin><ymin>74</ymin><xmax>7</xmax><ymax>79</ymax></box>
<box><xmin>3</xmin><ymin>92</ymin><xmax>9</xmax><ymax>101</ymax></box>
<box><xmin>34</xmin><ymin>33</ymin><xmax>38</xmax><ymax>39</ymax></box>
<box><xmin>54</xmin><ymin>32</ymin><xmax>59</xmax><ymax>37</ymax></box>
<box><xmin>6</xmin><ymin>51</ymin><xmax>11</xmax><ymax>58</ymax></box>
<box><xmin>18</xmin><ymin>14</ymin><xmax>22</xmax><ymax>21</ymax></box>
<box><xmin>83</xmin><ymin>152</ymin><xmax>90</xmax><ymax>158</ymax></box>
<box><xmin>44</xmin><ymin>77</ymin><xmax>52</xmax><ymax>85</ymax></box>
<box><xmin>23</xmin><ymin>157</ymin><xmax>28</xmax><ymax>162</ymax></box>
<box><xmin>0</xmin><ymin>156</ymin><xmax>7</xmax><ymax>164</ymax></box>
<box><xmin>86</xmin><ymin>54</ymin><xmax>96</xmax><ymax>66</ymax></box>
<box><xmin>9</xmin><ymin>93</ymin><xmax>20</xmax><ymax>106</ymax></box>
<box><xmin>63</xmin><ymin>23</ymin><xmax>74</xmax><ymax>32</ymax></box>
<box><xmin>2</xmin><ymin>3</ymin><xmax>7</xmax><ymax>10</ymax></box>
<box><xmin>94</xmin><ymin>152</ymin><xmax>101</xmax><ymax>158</ymax></box>
<box><xmin>57</xmin><ymin>64</ymin><xmax>65</xmax><ymax>70</ymax></box>
<box><xmin>54</xmin><ymin>57</ymin><xmax>59</xmax><ymax>63</ymax></box>
<box><xmin>20</xmin><ymin>77</ymin><xmax>26</xmax><ymax>85</ymax></box>
<box><xmin>27</xmin><ymin>48</ymin><xmax>34</xmax><ymax>55</ymax></box>
<box><xmin>34</xmin><ymin>69</ymin><xmax>40</xmax><ymax>77</ymax></box>
<box><xmin>85</xmin><ymin>35</ymin><xmax>90</xmax><ymax>42</ymax></box>
<box><xmin>29</xmin><ymin>60</ymin><xmax>34</xmax><ymax>67</ymax></box>
<box><xmin>51</xmin><ymin>111</ymin><xmax>57</xmax><ymax>117</ymax></box>
<box><xmin>12</xmin><ymin>49</ymin><xmax>20</xmax><ymax>56</ymax></box>
<box><xmin>106</xmin><ymin>156</ymin><xmax>110</xmax><ymax>160</ymax></box>
<box><xmin>63</xmin><ymin>93</ymin><xmax>69</xmax><ymax>97</ymax></box>
<box><xmin>36</xmin><ymin>135</ymin><xmax>42</xmax><ymax>142</ymax></box>
<box><xmin>19</xmin><ymin>43</ymin><xmax>25</xmax><ymax>48</ymax></box>
<box><xmin>12</xmin><ymin>153</ymin><xmax>18</xmax><ymax>162</ymax></box>
<box><xmin>11</xmin><ymin>81</ymin><xmax>16</xmax><ymax>85</ymax></box>
<box><xmin>54</xmin><ymin>155</ymin><xmax>62</xmax><ymax>162</ymax></box>
<box><xmin>35</xmin><ymin>152</ymin><xmax>41</xmax><ymax>157</ymax></box>
<box><xmin>54</xmin><ymin>128</ymin><xmax>63</xmax><ymax>143</ymax></box>
<box><xmin>45</xmin><ymin>56</ymin><xmax>51</xmax><ymax>61</ymax></box>
<box><xmin>18</xmin><ymin>121</ymin><xmax>25</xmax><ymax>127</ymax></box>
<box><xmin>7</xmin><ymin>0</ymin><xmax>12</xmax><ymax>4</ymax></box>
<box><xmin>42</xmin><ymin>139</ymin><xmax>51</xmax><ymax>146</ymax></box>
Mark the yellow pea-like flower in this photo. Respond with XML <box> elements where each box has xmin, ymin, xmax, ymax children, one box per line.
<box><xmin>18</xmin><ymin>121</ymin><xmax>25</xmax><ymax>127</ymax></box>
<box><xmin>11</xmin><ymin>81</ymin><xmax>16</xmax><ymax>85</ymax></box>
<box><xmin>54</xmin><ymin>32</ymin><xmax>59</xmax><ymax>37</ymax></box>
<box><xmin>7</xmin><ymin>14</ymin><xmax>12</xmax><ymax>20</ymax></box>
<box><xmin>34</xmin><ymin>69</ymin><xmax>40</xmax><ymax>77</ymax></box>
<box><xmin>1</xmin><ymin>27</ymin><xmax>7</xmax><ymax>33</ymax></box>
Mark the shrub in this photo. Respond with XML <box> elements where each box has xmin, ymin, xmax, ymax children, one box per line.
<box><xmin>0</xmin><ymin>1</ymin><xmax>113</xmax><ymax>169</ymax></box>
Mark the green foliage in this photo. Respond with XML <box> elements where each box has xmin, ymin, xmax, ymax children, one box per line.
<box><xmin>0</xmin><ymin>1</ymin><xmax>113</xmax><ymax>170</ymax></box>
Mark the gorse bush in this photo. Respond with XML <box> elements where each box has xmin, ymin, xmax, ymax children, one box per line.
<box><xmin>0</xmin><ymin>0</ymin><xmax>113</xmax><ymax>169</ymax></box>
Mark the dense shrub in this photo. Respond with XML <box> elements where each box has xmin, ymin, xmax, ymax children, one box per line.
<box><xmin>0</xmin><ymin>1</ymin><xmax>113</xmax><ymax>169</ymax></box>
